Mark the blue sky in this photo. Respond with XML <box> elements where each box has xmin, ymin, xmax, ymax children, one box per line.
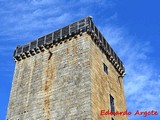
<box><xmin>0</xmin><ymin>0</ymin><xmax>160</xmax><ymax>120</ymax></box>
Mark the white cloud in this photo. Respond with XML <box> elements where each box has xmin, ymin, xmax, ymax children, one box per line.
<box><xmin>30</xmin><ymin>0</ymin><xmax>57</xmax><ymax>5</ymax></box>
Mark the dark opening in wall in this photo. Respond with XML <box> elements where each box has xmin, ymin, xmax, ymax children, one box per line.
<box><xmin>110</xmin><ymin>94</ymin><xmax>115</xmax><ymax>112</ymax></box>
<box><xmin>103</xmin><ymin>63</ymin><xmax>108</xmax><ymax>74</ymax></box>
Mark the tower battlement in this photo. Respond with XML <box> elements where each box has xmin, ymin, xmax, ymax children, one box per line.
<box><xmin>13</xmin><ymin>16</ymin><xmax>125</xmax><ymax>76</ymax></box>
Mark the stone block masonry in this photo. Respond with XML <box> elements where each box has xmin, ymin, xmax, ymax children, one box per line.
<box><xmin>7</xmin><ymin>17</ymin><xmax>127</xmax><ymax>120</ymax></box>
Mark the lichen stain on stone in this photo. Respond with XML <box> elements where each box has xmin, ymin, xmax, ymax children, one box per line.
<box><xmin>44</xmin><ymin>98</ymin><xmax>50</xmax><ymax>109</ymax></box>
<box><xmin>66</xmin><ymin>48</ymin><xmax>69</xmax><ymax>54</ymax></box>
<box><xmin>45</xmin><ymin>60</ymin><xmax>54</xmax><ymax>92</ymax></box>
<box><xmin>44</xmin><ymin>80</ymin><xmax>50</xmax><ymax>93</ymax></box>
<box><xmin>43</xmin><ymin>60</ymin><xmax>54</xmax><ymax>120</ymax></box>
<box><xmin>72</xmin><ymin>41</ymin><xmax>76</xmax><ymax>54</ymax></box>
<box><xmin>34</xmin><ymin>59</ymin><xmax>37</xmax><ymax>67</ymax></box>
<box><xmin>71</xmin><ymin>41</ymin><xmax>78</xmax><ymax>66</ymax></box>
<box><xmin>50</xmin><ymin>64</ymin><xmax>54</xmax><ymax>80</ymax></box>
<box><xmin>43</xmin><ymin>97</ymin><xmax>51</xmax><ymax>120</ymax></box>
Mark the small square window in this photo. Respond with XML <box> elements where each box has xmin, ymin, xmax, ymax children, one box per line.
<box><xmin>103</xmin><ymin>63</ymin><xmax>108</xmax><ymax>74</ymax></box>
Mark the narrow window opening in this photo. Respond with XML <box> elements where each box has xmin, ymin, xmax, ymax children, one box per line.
<box><xmin>110</xmin><ymin>94</ymin><xmax>115</xmax><ymax>112</ymax></box>
<box><xmin>103</xmin><ymin>63</ymin><xmax>108</xmax><ymax>74</ymax></box>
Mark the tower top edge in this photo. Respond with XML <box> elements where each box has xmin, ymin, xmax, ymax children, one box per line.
<box><xmin>13</xmin><ymin>16</ymin><xmax>125</xmax><ymax>76</ymax></box>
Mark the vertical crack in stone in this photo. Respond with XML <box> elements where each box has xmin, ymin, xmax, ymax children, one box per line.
<box><xmin>48</xmin><ymin>50</ymin><xmax>53</xmax><ymax>60</ymax></box>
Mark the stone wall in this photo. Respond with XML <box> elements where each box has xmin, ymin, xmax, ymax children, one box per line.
<box><xmin>7</xmin><ymin>32</ymin><xmax>127</xmax><ymax>120</ymax></box>
<box><xmin>90</xmin><ymin>35</ymin><xmax>128</xmax><ymax>120</ymax></box>
<box><xmin>7</xmin><ymin>33</ymin><xmax>92</xmax><ymax>120</ymax></box>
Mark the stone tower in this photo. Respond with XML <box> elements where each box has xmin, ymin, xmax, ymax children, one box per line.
<box><xmin>7</xmin><ymin>16</ymin><xmax>127</xmax><ymax>120</ymax></box>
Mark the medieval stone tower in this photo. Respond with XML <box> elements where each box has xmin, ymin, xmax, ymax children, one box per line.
<box><xmin>7</xmin><ymin>16</ymin><xmax>127</xmax><ymax>120</ymax></box>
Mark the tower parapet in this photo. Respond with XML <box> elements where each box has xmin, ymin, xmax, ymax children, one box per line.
<box><xmin>13</xmin><ymin>16</ymin><xmax>125</xmax><ymax>76</ymax></box>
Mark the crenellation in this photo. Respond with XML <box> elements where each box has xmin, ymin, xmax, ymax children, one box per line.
<box><xmin>13</xmin><ymin>17</ymin><xmax>125</xmax><ymax>77</ymax></box>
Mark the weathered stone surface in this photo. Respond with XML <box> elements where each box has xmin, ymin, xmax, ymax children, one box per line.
<box><xmin>7</xmin><ymin>32</ymin><xmax>127</xmax><ymax>120</ymax></box>
<box><xmin>90</xmin><ymin>36</ymin><xmax>128</xmax><ymax>120</ymax></box>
